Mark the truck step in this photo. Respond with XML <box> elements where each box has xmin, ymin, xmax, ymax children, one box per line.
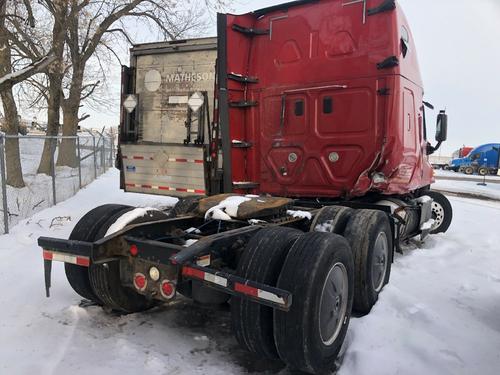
<box><xmin>232</xmin><ymin>140</ymin><xmax>253</xmax><ymax>148</ymax></box>
<box><xmin>229</xmin><ymin>101</ymin><xmax>258</xmax><ymax>108</ymax></box>
<box><xmin>377</xmin><ymin>88</ymin><xmax>391</xmax><ymax>96</ymax></box>
<box><xmin>377</xmin><ymin>56</ymin><xmax>399</xmax><ymax>70</ymax></box>
<box><xmin>228</xmin><ymin>73</ymin><xmax>259</xmax><ymax>84</ymax></box>
<box><xmin>232</xmin><ymin>24</ymin><xmax>270</xmax><ymax>36</ymax></box>
<box><xmin>233</xmin><ymin>181</ymin><xmax>260</xmax><ymax>189</ymax></box>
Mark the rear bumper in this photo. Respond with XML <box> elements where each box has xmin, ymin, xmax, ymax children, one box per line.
<box><xmin>37</xmin><ymin>233</ymin><xmax>292</xmax><ymax>311</ymax></box>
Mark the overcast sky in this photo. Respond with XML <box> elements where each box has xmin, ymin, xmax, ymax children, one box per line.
<box><xmin>83</xmin><ymin>0</ymin><xmax>500</xmax><ymax>155</ymax></box>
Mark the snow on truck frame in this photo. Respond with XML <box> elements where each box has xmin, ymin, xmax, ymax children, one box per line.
<box><xmin>38</xmin><ymin>1</ymin><xmax>453</xmax><ymax>373</ymax></box>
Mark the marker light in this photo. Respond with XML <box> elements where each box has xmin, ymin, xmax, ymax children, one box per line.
<box><xmin>130</xmin><ymin>244</ymin><xmax>139</xmax><ymax>256</ymax></box>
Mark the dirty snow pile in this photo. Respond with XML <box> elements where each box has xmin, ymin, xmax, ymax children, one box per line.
<box><xmin>286</xmin><ymin>209</ymin><xmax>312</xmax><ymax>220</ymax></box>
<box><xmin>1</xmin><ymin>169</ymin><xmax>500</xmax><ymax>375</ymax></box>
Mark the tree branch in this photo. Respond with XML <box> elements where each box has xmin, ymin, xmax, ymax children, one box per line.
<box><xmin>80</xmin><ymin>80</ymin><xmax>100</xmax><ymax>100</ymax></box>
<box><xmin>0</xmin><ymin>54</ymin><xmax>56</xmax><ymax>91</ymax></box>
<box><xmin>82</xmin><ymin>0</ymin><xmax>143</xmax><ymax>62</ymax></box>
<box><xmin>78</xmin><ymin>113</ymin><xmax>90</xmax><ymax>122</ymax></box>
<box><xmin>105</xmin><ymin>28</ymin><xmax>134</xmax><ymax>45</ymax></box>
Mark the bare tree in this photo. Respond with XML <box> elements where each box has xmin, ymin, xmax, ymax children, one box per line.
<box><xmin>0</xmin><ymin>0</ymin><xmax>56</xmax><ymax>187</ymax></box>
<box><xmin>3</xmin><ymin>0</ymin><xmax>228</xmax><ymax>178</ymax></box>
<box><xmin>36</xmin><ymin>0</ymin><xmax>68</xmax><ymax>174</ymax></box>
<box><xmin>56</xmin><ymin>0</ymin><xmax>221</xmax><ymax>167</ymax></box>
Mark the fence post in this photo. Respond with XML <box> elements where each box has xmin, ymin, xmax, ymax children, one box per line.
<box><xmin>101</xmin><ymin>138</ymin><xmax>106</xmax><ymax>173</ymax></box>
<box><xmin>50</xmin><ymin>137</ymin><xmax>57</xmax><ymax>205</ymax></box>
<box><xmin>92</xmin><ymin>133</ymin><xmax>97</xmax><ymax>179</ymax></box>
<box><xmin>77</xmin><ymin>136</ymin><xmax>82</xmax><ymax>189</ymax></box>
<box><xmin>0</xmin><ymin>135</ymin><xmax>9</xmax><ymax>234</ymax></box>
<box><xmin>110</xmin><ymin>131</ymin><xmax>115</xmax><ymax>168</ymax></box>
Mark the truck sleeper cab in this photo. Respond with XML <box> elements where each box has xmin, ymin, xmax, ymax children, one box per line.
<box><xmin>38</xmin><ymin>1</ymin><xmax>453</xmax><ymax>374</ymax></box>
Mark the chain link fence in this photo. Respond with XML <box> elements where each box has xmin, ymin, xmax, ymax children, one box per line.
<box><xmin>0</xmin><ymin>130</ymin><xmax>115</xmax><ymax>234</ymax></box>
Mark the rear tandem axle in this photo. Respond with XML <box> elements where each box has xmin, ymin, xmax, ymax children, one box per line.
<box><xmin>37</xmin><ymin>191</ymin><xmax>452</xmax><ymax>374</ymax></box>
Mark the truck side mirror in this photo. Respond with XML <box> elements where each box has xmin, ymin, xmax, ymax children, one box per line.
<box><xmin>436</xmin><ymin>110</ymin><xmax>448</xmax><ymax>142</ymax></box>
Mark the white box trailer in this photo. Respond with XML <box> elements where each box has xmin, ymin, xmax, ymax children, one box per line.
<box><xmin>118</xmin><ymin>37</ymin><xmax>217</xmax><ymax>196</ymax></box>
<box><xmin>429</xmin><ymin>155</ymin><xmax>452</xmax><ymax>170</ymax></box>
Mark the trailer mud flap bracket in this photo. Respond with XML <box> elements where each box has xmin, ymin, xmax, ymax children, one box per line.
<box><xmin>38</xmin><ymin>237</ymin><xmax>94</xmax><ymax>298</ymax></box>
<box><xmin>44</xmin><ymin>259</ymin><xmax>52</xmax><ymax>297</ymax></box>
<box><xmin>41</xmin><ymin>249</ymin><xmax>91</xmax><ymax>298</ymax></box>
<box><xmin>182</xmin><ymin>264</ymin><xmax>292</xmax><ymax>311</ymax></box>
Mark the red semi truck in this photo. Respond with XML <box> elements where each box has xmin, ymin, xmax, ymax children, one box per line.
<box><xmin>38</xmin><ymin>1</ymin><xmax>453</xmax><ymax>373</ymax></box>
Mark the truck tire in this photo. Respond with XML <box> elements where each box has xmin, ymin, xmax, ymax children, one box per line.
<box><xmin>172</xmin><ymin>196</ymin><xmax>201</xmax><ymax>216</ymax></box>
<box><xmin>65</xmin><ymin>204</ymin><xmax>135</xmax><ymax>303</ymax></box>
<box><xmin>478</xmin><ymin>167</ymin><xmax>488</xmax><ymax>176</ymax></box>
<box><xmin>420</xmin><ymin>190</ymin><xmax>453</xmax><ymax>234</ymax></box>
<box><xmin>310</xmin><ymin>206</ymin><xmax>353</xmax><ymax>234</ymax></box>
<box><xmin>343</xmin><ymin>210</ymin><xmax>392</xmax><ymax>314</ymax></box>
<box><xmin>88</xmin><ymin>207</ymin><xmax>169</xmax><ymax>313</ymax></box>
<box><xmin>231</xmin><ymin>227</ymin><xmax>302</xmax><ymax>359</ymax></box>
<box><xmin>464</xmin><ymin>166</ymin><xmax>474</xmax><ymax>175</ymax></box>
<box><xmin>274</xmin><ymin>232</ymin><xmax>354</xmax><ymax>374</ymax></box>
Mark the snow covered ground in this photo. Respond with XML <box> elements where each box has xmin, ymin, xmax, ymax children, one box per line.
<box><xmin>433</xmin><ymin>179</ymin><xmax>500</xmax><ymax>200</ymax></box>
<box><xmin>0</xmin><ymin>136</ymin><xmax>112</xmax><ymax>233</ymax></box>
<box><xmin>1</xmin><ymin>170</ymin><xmax>500</xmax><ymax>375</ymax></box>
<box><xmin>435</xmin><ymin>169</ymin><xmax>500</xmax><ymax>180</ymax></box>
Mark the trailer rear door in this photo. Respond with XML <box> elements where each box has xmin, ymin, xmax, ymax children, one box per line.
<box><xmin>119</xmin><ymin>38</ymin><xmax>217</xmax><ymax>197</ymax></box>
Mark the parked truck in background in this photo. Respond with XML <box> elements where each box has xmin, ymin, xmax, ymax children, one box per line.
<box><xmin>452</xmin><ymin>146</ymin><xmax>473</xmax><ymax>160</ymax></box>
<box><xmin>37</xmin><ymin>1</ymin><xmax>454</xmax><ymax>373</ymax></box>
<box><xmin>430</xmin><ymin>146</ymin><xmax>473</xmax><ymax>170</ymax></box>
<box><xmin>429</xmin><ymin>154</ymin><xmax>452</xmax><ymax>170</ymax></box>
<box><xmin>445</xmin><ymin>146</ymin><xmax>473</xmax><ymax>171</ymax></box>
<box><xmin>449</xmin><ymin>143</ymin><xmax>500</xmax><ymax>175</ymax></box>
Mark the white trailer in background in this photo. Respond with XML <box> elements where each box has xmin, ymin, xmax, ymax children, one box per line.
<box><xmin>429</xmin><ymin>155</ymin><xmax>452</xmax><ymax>170</ymax></box>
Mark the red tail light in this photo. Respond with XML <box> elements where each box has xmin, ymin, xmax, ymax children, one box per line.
<box><xmin>160</xmin><ymin>280</ymin><xmax>176</xmax><ymax>299</ymax></box>
<box><xmin>133</xmin><ymin>273</ymin><xmax>147</xmax><ymax>291</ymax></box>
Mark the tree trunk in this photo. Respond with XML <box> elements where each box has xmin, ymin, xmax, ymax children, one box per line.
<box><xmin>57</xmin><ymin>68</ymin><xmax>84</xmax><ymax>168</ymax></box>
<box><xmin>37</xmin><ymin>73</ymin><xmax>63</xmax><ymax>175</ymax></box>
<box><xmin>0</xmin><ymin>1</ymin><xmax>25</xmax><ymax>188</ymax></box>
<box><xmin>0</xmin><ymin>91</ymin><xmax>25</xmax><ymax>188</ymax></box>
<box><xmin>37</xmin><ymin>4</ymin><xmax>67</xmax><ymax>175</ymax></box>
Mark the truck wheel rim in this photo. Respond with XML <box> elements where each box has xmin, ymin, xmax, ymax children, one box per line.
<box><xmin>319</xmin><ymin>262</ymin><xmax>349</xmax><ymax>346</ymax></box>
<box><xmin>431</xmin><ymin>202</ymin><xmax>445</xmax><ymax>230</ymax></box>
<box><xmin>372</xmin><ymin>232</ymin><xmax>389</xmax><ymax>293</ymax></box>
